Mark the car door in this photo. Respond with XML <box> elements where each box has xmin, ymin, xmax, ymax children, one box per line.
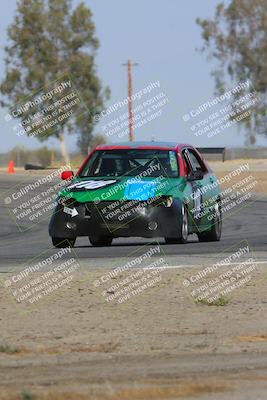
<box><xmin>180</xmin><ymin>148</ymin><xmax>198</xmax><ymax>233</ymax></box>
<box><xmin>182</xmin><ymin>148</ymin><xmax>211</xmax><ymax>231</ymax></box>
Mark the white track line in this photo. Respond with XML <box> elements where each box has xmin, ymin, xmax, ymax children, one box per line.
<box><xmin>163</xmin><ymin>260</ymin><xmax>267</xmax><ymax>269</ymax></box>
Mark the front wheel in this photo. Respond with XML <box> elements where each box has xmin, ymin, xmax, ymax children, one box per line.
<box><xmin>165</xmin><ymin>205</ymin><xmax>188</xmax><ymax>244</ymax></box>
<box><xmin>198</xmin><ymin>201</ymin><xmax>222</xmax><ymax>242</ymax></box>
<box><xmin>89</xmin><ymin>236</ymin><xmax>113</xmax><ymax>247</ymax></box>
<box><xmin>52</xmin><ymin>237</ymin><xmax>76</xmax><ymax>248</ymax></box>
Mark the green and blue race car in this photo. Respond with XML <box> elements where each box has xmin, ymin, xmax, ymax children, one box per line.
<box><xmin>49</xmin><ymin>141</ymin><xmax>222</xmax><ymax>247</ymax></box>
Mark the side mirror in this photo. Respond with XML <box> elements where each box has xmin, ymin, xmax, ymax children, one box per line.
<box><xmin>188</xmin><ymin>170</ymin><xmax>204</xmax><ymax>181</ymax></box>
<box><xmin>61</xmin><ymin>170</ymin><xmax>74</xmax><ymax>180</ymax></box>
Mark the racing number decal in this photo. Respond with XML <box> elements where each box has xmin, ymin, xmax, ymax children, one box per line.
<box><xmin>67</xmin><ymin>179</ymin><xmax>117</xmax><ymax>191</ymax></box>
<box><xmin>192</xmin><ymin>184</ymin><xmax>203</xmax><ymax>220</ymax></box>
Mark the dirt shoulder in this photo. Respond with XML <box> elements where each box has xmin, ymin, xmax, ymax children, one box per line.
<box><xmin>0</xmin><ymin>264</ymin><xmax>267</xmax><ymax>399</ymax></box>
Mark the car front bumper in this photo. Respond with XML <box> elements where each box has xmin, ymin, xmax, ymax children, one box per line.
<box><xmin>49</xmin><ymin>199</ymin><xmax>183</xmax><ymax>239</ymax></box>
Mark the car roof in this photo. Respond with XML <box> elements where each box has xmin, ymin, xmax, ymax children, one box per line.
<box><xmin>96</xmin><ymin>141</ymin><xmax>192</xmax><ymax>151</ymax></box>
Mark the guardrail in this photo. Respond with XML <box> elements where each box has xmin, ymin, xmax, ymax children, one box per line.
<box><xmin>197</xmin><ymin>147</ymin><xmax>226</xmax><ymax>162</ymax></box>
<box><xmin>24</xmin><ymin>163</ymin><xmax>45</xmax><ymax>170</ymax></box>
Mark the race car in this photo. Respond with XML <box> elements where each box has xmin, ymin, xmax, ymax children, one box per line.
<box><xmin>49</xmin><ymin>141</ymin><xmax>222</xmax><ymax>247</ymax></box>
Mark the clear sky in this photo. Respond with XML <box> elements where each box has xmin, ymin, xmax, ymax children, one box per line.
<box><xmin>0</xmin><ymin>0</ymin><xmax>266</xmax><ymax>152</ymax></box>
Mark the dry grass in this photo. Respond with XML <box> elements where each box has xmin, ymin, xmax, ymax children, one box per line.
<box><xmin>195</xmin><ymin>296</ymin><xmax>230</xmax><ymax>306</ymax></box>
<box><xmin>238</xmin><ymin>335</ymin><xmax>267</xmax><ymax>342</ymax></box>
<box><xmin>99</xmin><ymin>383</ymin><xmax>230</xmax><ymax>399</ymax></box>
<box><xmin>37</xmin><ymin>343</ymin><xmax>119</xmax><ymax>354</ymax></box>
<box><xmin>0</xmin><ymin>344</ymin><xmax>20</xmax><ymax>354</ymax></box>
<box><xmin>0</xmin><ymin>382</ymin><xmax>231</xmax><ymax>400</ymax></box>
<box><xmin>0</xmin><ymin>343</ymin><xmax>119</xmax><ymax>356</ymax></box>
<box><xmin>216</xmin><ymin>171</ymin><xmax>267</xmax><ymax>194</ymax></box>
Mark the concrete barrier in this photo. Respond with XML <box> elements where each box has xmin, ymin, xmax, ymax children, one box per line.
<box><xmin>224</xmin><ymin>148</ymin><xmax>267</xmax><ymax>160</ymax></box>
<box><xmin>197</xmin><ymin>147</ymin><xmax>267</xmax><ymax>161</ymax></box>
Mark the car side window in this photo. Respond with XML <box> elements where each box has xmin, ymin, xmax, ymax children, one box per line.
<box><xmin>187</xmin><ymin>149</ymin><xmax>206</xmax><ymax>173</ymax></box>
<box><xmin>182</xmin><ymin>149</ymin><xmax>193</xmax><ymax>175</ymax></box>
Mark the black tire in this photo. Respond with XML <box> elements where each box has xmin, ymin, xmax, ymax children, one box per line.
<box><xmin>52</xmin><ymin>237</ymin><xmax>76</xmax><ymax>248</ymax></box>
<box><xmin>198</xmin><ymin>201</ymin><xmax>222</xmax><ymax>242</ymax></box>
<box><xmin>165</xmin><ymin>205</ymin><xmax>188</xmax><ymax>244</ymax></box>
<box><xmin>89</xmin><ymin>235</ymin><xmax>113</xmax><ymax>247</ymax></box>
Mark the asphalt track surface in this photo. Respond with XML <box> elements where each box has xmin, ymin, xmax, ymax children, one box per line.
<box><xmin>0</xmin><ymin>173</ymin><xmax>266</xmax><ymax>269</ymax></box>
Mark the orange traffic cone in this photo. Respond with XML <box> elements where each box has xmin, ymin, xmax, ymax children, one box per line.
<box><xmin>8</xmin><ymin>160</ymin><xmax>15</xmax><ymax>174</ymax></box>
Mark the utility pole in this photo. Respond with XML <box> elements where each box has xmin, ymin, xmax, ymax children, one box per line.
<box><xmin>16</xmin><ymin>148</ymin><xmax>20</xmax><ymax>167</ymax></box>
<box><xmin>50</xmin><ymin>150</ymin><xmax>55</xmax><ymax>167</ymax></box>
<box><xmin>122</xmin><ymin>59</ymin><xmax>138</xmax><ymax>141</ymax></box>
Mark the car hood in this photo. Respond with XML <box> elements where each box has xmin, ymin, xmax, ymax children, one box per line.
<box><xmin>59</xmin><ymin>176</ymin><xmax>186</xmax><ymax>203</ymax></box>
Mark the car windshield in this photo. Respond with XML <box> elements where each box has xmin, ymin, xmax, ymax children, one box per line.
<box><xmin>79</xmin><ymin>149</ymin><xmax>180</xmax><ymax>178</ymax></box>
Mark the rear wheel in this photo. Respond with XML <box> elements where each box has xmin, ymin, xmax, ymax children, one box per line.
<box><xmin>165</xmin><ymin>205</ymin><xmax>188</xmax><ymax>244</ymax></box>
<box><xmin>198</xmin><ymin>201</ymin><xmax>222</xmax><ymax>242</ymax></box>
<box><xmin>52</xmin><ymin>237</ymin><xmax>76</xmax><ymax>248</ymax></box>
<box><xmin>89</xmin><ymin>235</ymin><xmax>113</xmax><ymax>247</ymax></box>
